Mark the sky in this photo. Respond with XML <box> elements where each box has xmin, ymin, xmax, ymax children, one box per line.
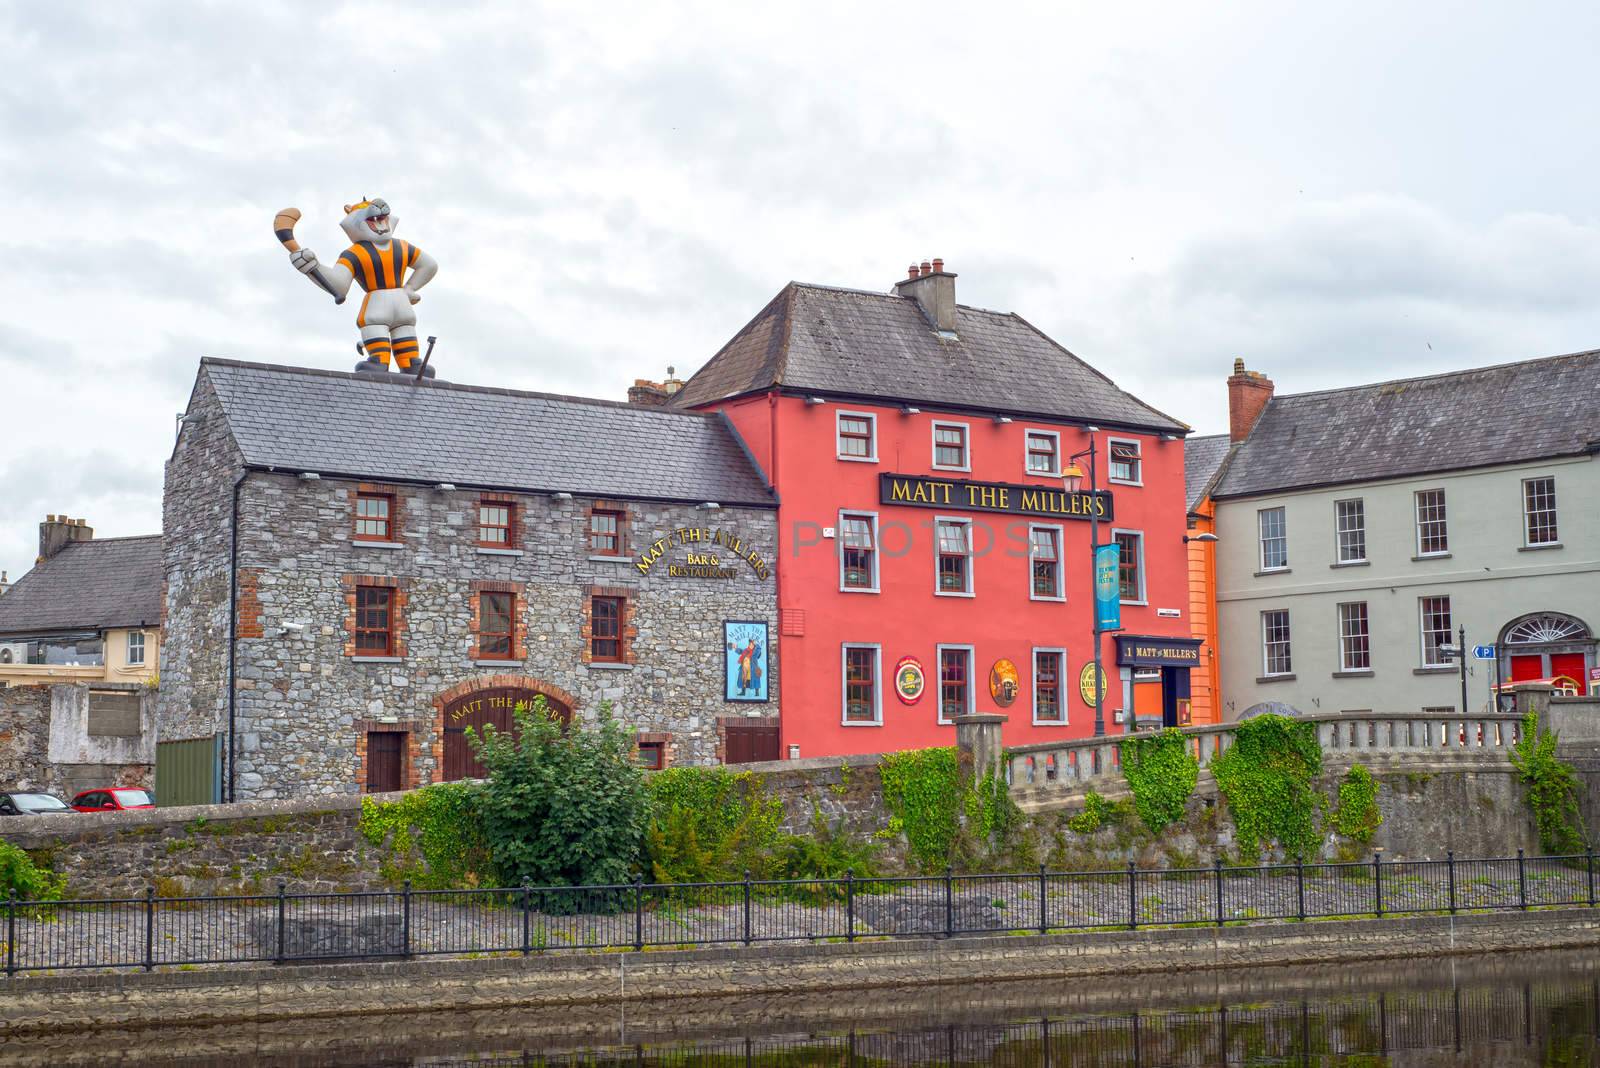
<box><xmin>5</xmin><ymin>1</ymin><xmax>1600</xmax><ymax>582</ymax></box>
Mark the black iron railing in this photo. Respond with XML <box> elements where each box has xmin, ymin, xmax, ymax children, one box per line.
<box><xmin>4</xmin><ymin>848</ymin><xmax>1596</xmax><ymax>976</ymax></box>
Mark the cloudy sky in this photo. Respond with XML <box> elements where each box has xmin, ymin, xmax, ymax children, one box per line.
<box><xmin>4</xmin><ymin>1</ymin><xmax>1600</xmax><ymax>581</ymax></box>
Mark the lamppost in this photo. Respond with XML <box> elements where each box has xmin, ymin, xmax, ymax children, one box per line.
<box><xmin>1062</xmin><ymin>431</ymin><xmax>1107</xmax><ymax>737</ymax></box>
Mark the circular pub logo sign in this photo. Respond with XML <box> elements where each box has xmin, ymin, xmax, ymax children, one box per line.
<box><xmin>1079</xmin><ymin>662</ymin><xmax>1108</xmax><ymax>706</ymax></box>
<box><xmin>988</xmin><ymin>658</ymin><xmax>1020</xmax><ymax>707</ymax></box>
<box><xmin>894</xmin><ymin>656</ymin><xmax>926</xmax><ymax>704</ymax></box>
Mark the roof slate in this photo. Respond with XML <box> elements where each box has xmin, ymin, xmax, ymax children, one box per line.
<box><xmin>672</xmin><ymin>282</ymin><xmax>1187</xmax><ymax>432</ymax></box>
<box><xmin>199</xmin><ymin>360</ymin><xmax>775</xmax><ymax>507</ymax></box>
<box><xmin>1214</xmin><ymin>348</ymin><xmax>1600</xmax><ymax>499</ymax></box>
<box><xmin>1184</xmin><ymin>434</ymin><xmax>1232</xmax><ymax>512</ymax></box>
<box><xmin>0</xmin><ymin>536</ymin><xmax>163</xmax><ymax>637</ymax></box>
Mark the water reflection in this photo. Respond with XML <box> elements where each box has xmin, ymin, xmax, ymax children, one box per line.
<box><xmin>6</xmin><ymin>952</ymin><xmax>1599</xmax><ymax>1066</ymax></box>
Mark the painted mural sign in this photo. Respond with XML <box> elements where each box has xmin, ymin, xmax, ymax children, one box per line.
<box><xmin>880</xmin><ymin>473</ymin><xmax>1113</xmax><ymax>521</ymax></box>
<box><xmin>988</xmin><ymin>658</ymin><xmax>1020</xmax><ymax>707</ymax></box>
<box><xmin>636</xmin><ymin>527</ymin><xmax>772</xmax><ymax>580</ymax></box>
<box><xmin>895</xmin><ymin>656</ymin><xmax>926</xmax><ymax>704</ymax></box>
<box><xmin>724</xmin><ymin>621</ymin><xmax>769</xmax><ymax>703</ymax></box>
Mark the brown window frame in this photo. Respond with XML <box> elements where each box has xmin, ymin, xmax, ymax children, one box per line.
<box><xmin>836</xmin><ymin>412</ymin><xmax>877</xmax><ymax>460</ymax></box>
<box><xmin>353</xmin><ymin>492</ymin><xmax>395</xmax><ymax>542</ymax></box>
<box><xmin>1034</xmin><ymin>650</ymin><xmax>1064</xmax><ymax>722</ymax></box>
<box><xmin>479</xmin><ymin>590</ymin><xmax>515</xmax><ymax>660</ymax></box>
<box><xmin>1026</xmin><ymin>431</ymin><xmax>1060</xmax><ymax>475</ymax></box>
<box><xmin>477</xmin><ymin>499</ymin><xmax>515</xmax><ymax>548</ymax></box>
<box><xmin>1030</xmin><ymin>525</ymin><xmax>1062</xmax><ymax>599</ymax></box>
<box><xmin>590</xmin><ymin>508</ymin><xmax>626</xmax><ymax>556</ymax></box>
<box><xmin>590</xmin><ymin>595</ymin><xmax>625</xmax><ymax>662</ymax></box>
<box><xmin>840</xmin><ymin>512</ymin><xmax>877</xmax><ymax>591</ymax></box>
<box><xmin>843</xmin><ymin>644</ymin><xmax>880</xmax><ymax>723</ymax></box>
<box><xmin>936</xmin><ymin>519</ymin><xmax>972</xmax><ymax>595</ymax></box>
<box><xmin>636</xmin><ymin>740</ymin><xmax>666</xmax><ymax>770</ymax></box>
<box><xmin>937</xmin><ymin>646</ymin><xmax>972</xmax><ymax>723</ymax></box>
<box><xmin>354</xmin><ymin>583</ymin><xmax>395</xmax><ymax>656</ymax></box>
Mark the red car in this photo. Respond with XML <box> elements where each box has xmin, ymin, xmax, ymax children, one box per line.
<box><xmin>70</xmin><ymin>788</ymin><xmax>154</xmax><ymax>812</ymax></box>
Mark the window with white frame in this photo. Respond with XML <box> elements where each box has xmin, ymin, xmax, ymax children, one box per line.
<box><xmin>836</xmin><ymin>411</ymin><xmax>877</xmax><ymax>461</ymax></box>
<box><xmin>1029</xmin><ymin>525</ymin><xmax>1063</xmax><ymax>600</ymax></box>
<box><xmin>1258</xmin><ymin>507</ymin><xmax>1288</xmax><ymax>571</ymax></box>
<box><xmin>932</xmin><ymin>422</ymin><xmax>970</xmax><ymax>470</ymax></box>
<box><xmin>1025</xmin><ymin>430</ymin><xmax>1060</xmax><ymax>475</ymax></box>
<box><xmin>126</xmin><ymin>630</ymin><xmax>146</xmax><ymax>667</ymax></box>
<box><xmin>1419</xmin><ymin>596</ymin><xmax>1453</xmax><ymax>667</ymax></box>
<box><xmin>1334</xmin><ymin>499</ymin><xmax>1366</xmax><ymax>563</ymax></box>
<box><xmin>1414</xmin><ymin>489</ymin><xmax>1449</xmax><ymax>555</ymax></box>
<box><xmin>1108</xmin><ymin>439</ymin><xmax>1142</xmax><ymax>484</ymax></box>
<box><xmin>839</xmin><ymin>512</ymin><xmax>878</xmax><ymax>591</ymax></box>
<box><xmin>1113</xmin><ymin>530</ymin><xmax>1144</xmax><ymax>602</ymax></box>
<box><xmin>1261</xmin><ymin>609</ymin><xmax>1292</xmax><ymax>676</ymax></box>
<box><xmin>935</xmin><ymin>518</ymin><xmax>973</xmax><ymax>595</ymax></box>
<box><xmin>1337</xmin><ymin>602</ymin><xmax>1370</xmax><ymax>671</ymax></box>
<box><xmin>841</xmin><ymin>644</ymin><xmax>881</xmax><ymax>724</ymax></box>
<box><xmin>1523</xmin><ymin>477</ymin><xmax>1558</xmax><ymax>546</ymax></box>
<box><xmin>1033</xmin><ymin>649</ymin><xmax>1065</xmax><ymax>723</ymax></box>
<box><xmin>937</xmin><ymin>645</ymin><xmax>974</xmax><ymax>723</ymax></box>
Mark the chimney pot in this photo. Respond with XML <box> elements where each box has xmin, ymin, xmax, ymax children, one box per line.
<box><xmin>38</xmin><ymin>514</ymin><xmax>93</xmax><ymax>562</ymax></box>
<box><xmin>894</xmin><ymin>257</ymin><xmax>959</xmax><ymax>333</ymax></box>
<box><xmin>931</xmin><ymin>258</ymin><xmax>944</xmax><ymax>273</ymax></box>
<box><xmin>919</xmin><ymin>260</ymin><xmax>932</xmax><ymax>277</ymax></box>
<box><xmin>1232</xmin><ymin>357</ymin><xmax>1245</xmax><ymax>374</ymax></box>
<box><xmin>907</xmin><ymin>265</ymin><xmax>919</xmax><ymax>280</ymax></box>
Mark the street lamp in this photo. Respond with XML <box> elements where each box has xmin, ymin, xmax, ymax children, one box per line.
<box><xmin>1063</xmin><ymin>433</ymin><xmax>1109</xmax><ymax>738</ymax></box>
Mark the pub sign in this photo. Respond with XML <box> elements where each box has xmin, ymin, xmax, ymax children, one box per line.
<box><xmin>724</xmin><ymin>621</ymin><xmax>769</xmax><ymax>702</ymax></box>
<box><xmin>1114</xmin><ymin>635</ymin><xmax>1204</xmax><ymax>667</ymax></box>
<box><xmin>880</xmin><ymin>473</ymin><xmax>1113</xmax><ymax>522</ymax></box>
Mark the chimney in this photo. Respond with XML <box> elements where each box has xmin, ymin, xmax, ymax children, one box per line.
<box><xmin>38</xmin><ymin>515</ymin><xmax>93</xmax><ymax>562</ymax></box>
<box><xmin>627</xmin><ymin>368</ymin><xmax>684</xmax><ymax>408</ymax></box>
<box><xmin>0</xmin><ymin>570</ymin><xmax>9</xmax><ymax>598</ymax></box>
<box><xmin>1227</xmin><ymin>359</ymin><xmax>1275</xmax><ymax>443</ymax></box>
<box><xmin>894</xmin><ymin>256</ymin><xmax>958</xmax><ymax>334</ymax></box>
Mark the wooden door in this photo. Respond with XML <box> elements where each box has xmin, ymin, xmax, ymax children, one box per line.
<box><xmin>1510</xmin><ymin>654</ymin><xmax>1545</xmax><ymax>683</ymax></box>
<box><xmin>723</xmin><ymin>718</ymin><xmax>780</xmax><ymax>764</ymax></box>
<box><xmin>1551</xmin><ymin>653</ymin><xmax>1587</xmax><ymax>695</ymax></box>
<box><xmin>366</xmin><ymin>732</ymin><xmax>405</xmax><ymax>793</ymax></box>
<box><xmin>441</xmin><ymin>687</ymin><xmax>570</xmax><ymax>781</ymax></box>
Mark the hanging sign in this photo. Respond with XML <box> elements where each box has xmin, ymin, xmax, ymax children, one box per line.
<box><xmin>988</xmin><ymin>659</ymin><xmax>1020</xmax><ymax>707</ymax></box>
<box><xmin>894</xmin><ymin>656</ymin><xmax>926</xmax><ymax>704</ymax></box>
<box><xmin>1079</xmin><ymin>662</ymin><xmax>1108</xmax><ymax>707</ymax></box>
<box><xmin>1115</xmin><ymin>636</ymin><xmax>1203</xmax><ymax>667</ymax></box>
<box><xmin>1094</xmin><ymin>544</ymin><xmax>1122</xmax><ymax>631</ymax></box>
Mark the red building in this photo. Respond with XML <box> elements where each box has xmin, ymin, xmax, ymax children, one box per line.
<box><xmin>673</xmin><ymin>262</ymin><xmax>1196</xmax><ymax>758</ymax></box>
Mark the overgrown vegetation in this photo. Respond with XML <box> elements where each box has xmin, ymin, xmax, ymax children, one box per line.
<box><xmin>878</xmin><ymin>747</ymin><xmax>1023</xmax><ymax>871</ymax></box>
<box><xmin>1066</xmin><ymin>791</ymin><xmax>1113</xmax><ymax>834</ymax></box>
<box><xmin>1119</xmin><ymin>728</ymin><xmax>1199</xmax><ymax>833</ymax></box>
<box><xmin>0</xmin><ymin>840</ymin><xmax>65</xmax><ymax>902</ymax></box>
<box><xmin>643</xmin><ymin>766</ymin><xmax>785</xmax><ymax>883</ymax></box>
<box><xmin>1330</xmin><ymin>764</ymin><xmax>1383</xmax><ymax>843</ymax></box>
<box><xmin>1509</xmin><ymin>712</ymin><xmax>1587</xmax><ymax>855</ymax></box>
<box><xmin>472</xmin><ymin>696</ymin><xmax>650</xmax><ymax>890</ymax></box>
<box><xmin>1210</xmin><ymin>714</ymin><xmax>1324</xmax><ymax>860</ymax></box>
<box><xmin>357</xmin><ymin>780</ymin><xmax>493</xmax><ymax>889</ymax></box>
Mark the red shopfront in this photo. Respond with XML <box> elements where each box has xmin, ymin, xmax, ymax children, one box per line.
<box><xmin>711</xmin><ymin>392</ymin><xmax>1195</xmax><ymax>758</ymax></box>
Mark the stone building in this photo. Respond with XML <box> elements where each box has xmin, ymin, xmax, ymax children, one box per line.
<box><xmin>1206</xmin><ymin>351</ymin><xmax>1600</xmax><ymax>718</ymax></box>
<box><xmin>161</xmin><ymin>359</ymin><xmax>778</xmax><ymax>802</ymax></box>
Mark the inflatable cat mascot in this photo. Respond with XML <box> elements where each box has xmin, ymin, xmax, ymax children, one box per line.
<box><xmin>274</xmin><ymin>198</ymin><xmax>439</xmax><ymax>376</ymax></box>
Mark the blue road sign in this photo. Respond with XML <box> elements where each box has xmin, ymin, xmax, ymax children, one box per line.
<box><xmin>1472</xmin><ymin>644</ymin><xmax>1496</xmax><ymax>660</ymax></box>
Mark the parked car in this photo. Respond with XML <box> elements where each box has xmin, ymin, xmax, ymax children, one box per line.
<box><xmin>0</xmin><ymin>791</ymin><xmax>73</xmax><ymax>815</ymax></box>
<box><xmin>69</xmin><ymin>788</ymin><xmax>154</xmax><ymax>812</ymax></box>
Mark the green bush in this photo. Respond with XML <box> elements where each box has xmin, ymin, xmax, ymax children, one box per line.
<box><xmin>0</xmin><ymin>841</ymin><xmax>65</xmax><ymax>902</ymax></box>
<box><xmin>1119</xmin><ymin>729</ymin><xmax>1199</xmax><ymax>833</ymax></box>
<box><xmin>1067</xmin><ymin>791</ymin><xmax>1112</xmax><ymax>834</ymax></box>
<box><xmin>879</xmin><ymin>748</ymin><xmax>1023</xmax><ymax>871</ymax></box>
<box><xmin>358</xmin><ymin>780</ymin><xmax>493</xmax><ymax>889</ymax></box>
<box><xmin>1510</xmin><ymin>711</ymin><xmax>1587</xmax><ymax>855</ymax></box>
<box><xmin>644</xmin><ymin>766</ymin><xmax>785</xmax><ymax>883</ymax></box>
<box><xmin>472</xmin><ymin>697</ymin><xmax>649</xmax><ymax>893</ymax></box>
<box><xmin>1331</xmin><ymin>764</ymin><xmax>1383</xmax><ymax>843</ymax></box>
<box><xmin>1211</xmin><ymin>714</ymin><xmax>1323</xmax><ymax>860</ymax></box>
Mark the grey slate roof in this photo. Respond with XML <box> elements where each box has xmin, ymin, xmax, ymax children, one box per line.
<box><xmin>1184</xmin><ymin>433</ymin><xmax>1232</xmax><ymax>512</ymax></box>
<box><xmin>672</xmin><ymin>283</ymin><xmax>1187</xmax><ymax>433</ymax></box>
<box><xmin>199</xmin><ymin>360</ymin><xmax>776</xmax><ymax>507</ymax></box>
<box><xmin>0</xmin><ymin>536</ymin><xmax>163</xmax><ymax>637</ymax></box>
<box><xmin>1214</xmin><ymin>348</ymin><xmax>1600</xmax><ymax>499</ymax></box>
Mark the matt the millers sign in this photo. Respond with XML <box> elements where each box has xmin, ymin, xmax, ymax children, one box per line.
<box><xmin>635</xmin><ymin>527</ymin><xmax>772</xmax><ymax>580</ymax></box>
<box><xmin>880</xmin><ymin>473</ymin><xmax>1113</xmax><ymax>521</ymax></box>
<box><xmin>1115</xmin><ymin>635</ymin><xmax>1203</xmax><ymax>667</ymax></box>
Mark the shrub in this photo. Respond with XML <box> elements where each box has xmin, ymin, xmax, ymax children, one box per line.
<box><xmin>1067</xmin><ymin>791</ymin><xmax>1112</xmax><ymax>834</ymax></box>
<box><xmin>0</xmin><ymin>841</ymin><xmax>65</xmax><ymax>902</ymax></box>
<box><xmin>1510</xmin><ymin>711</ymin><xmax>1586</xmax><ymax>855</ymax></box>
<box><xmin>472</xmin><ymin>697</ymin><xmax>649</xmax><ymax>892</ymax></box>
<box><xmin>645</xmin><ymin>766</ymin><xmax>785</xmax><ymax>883</ymax></box>
<box><xmin>358</xmin><ymin>780</ymin><xmax>493</xmax><ymax>889</ymax></box>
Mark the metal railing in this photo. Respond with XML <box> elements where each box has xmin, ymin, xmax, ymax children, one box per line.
<box><xmin>1007</xmin><ymin>711</ymin><xmax>1525</xmax><ymax>792</ymax></box>
<box><xmin>2</xmin><ymin>847</ymin><xmax>1593</xmax><ymax>976</ymax></box>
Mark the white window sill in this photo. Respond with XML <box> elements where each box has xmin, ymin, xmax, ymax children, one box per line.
<box><xmin>474</xmin><ymin>660</ymin><xmax>521</xmax><ymax>667</ymax></box>
<box><xmin>1108</xmin><ymin>479</ymin><xmax>1143</xmax><ymax>488</ymax></box>
<box><xmin>935</xmin><ymin>590</ymin><xmax>976</xmax><ymax>598</ymax></box>
<box><xmin>1412</xmin><ymin>552</ymin><xmax>1452</xmax><ymax>561</ymax></box>
<box><xmin>588</xmin><ymin>554</ymin><xmax>631</xmax><ymax>563</ymax></box>
<box><xmin>586</xmin><ymin>662</ymin><xmax>633</xmax><ymax>671</ymax></box>
<box><xmin>1030</xmin><ymin>594</ymin><xmax>1066</xmax><ymax>603</ymax></box>
<box><xmin>840</xmin><ymin>585</ymin><xmax>881</xmax><ymax>594</ymax></box>
<box><xmin>1120</xmin><ymin>599</ymin><xmax>1149</xmax><ymax>607</ymax></box>
<box><xmin>352</xmin><ymin>656</ymin><xmax>403</xmax><ymax>663</ymax></box>
<box><xmin>1331</xmin><ymin>560</ymin><xmax>1369</xmax><ymax>568</ymax></box>
<box><xmin>1032</xmin><ymin>719</ymin><xmax>1070</xmax><ymax>727</ymax></box>
<box><xmin>354</xmin><ymin>541</ymin><xmax>405</xmax><ymax>551</ymax></box>
<box><xmin>1519</xmin><ymin>542</ymin><xmax>1563</xmax><ymax>552</ymax></box>
<box><xmin>840</xmin><ymin>719</ymin><xmax>882</xmax><ymax>727</ymax></box>
<box><xmin>1256</xmin><ymin>673</ymin><xmax>1296</xmax><ymax>683</ymax></box>
<box><xmin>1026</xmin><ymin>468</ymin><xmax>1062</xmax><ymax>479</ymax></box>
<box><xmin>836</xmin><ymin>455</ymin><xmax>879</xmax><ymax>463</ymax></box>
<box><xmin>932</xmin><ymin>464</ymin><xmax>971</xmax><ymax>474</ymax></box>
<box><xmin>477</xmin><ymin>547</ymin><xmax>524</xmax><ymax>557</ymax></box>
<box><xmin>1413</xmin><ymin>666</ymin><xmax>1456</xmax><ymax>676</ymax></box>
<box><xmin>1255</xmin><ymin>567</ymin><xmax>1292</xmax><ymax>577</ymax></box>
<box><xmin>1332</xmin><ymin>670</ymin><xmax>1375</xmax><ymax>679</ymax></box>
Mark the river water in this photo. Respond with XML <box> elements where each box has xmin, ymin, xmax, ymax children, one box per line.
<box><xmin>6</xmin><ymin>950</ymin><xmax>1600</xmax><ymax>1066</ymax></box>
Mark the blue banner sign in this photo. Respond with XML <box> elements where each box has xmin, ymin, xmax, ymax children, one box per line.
<box><xmin>1094</xmin><ymin>543</ymin><xmax>1121</xmax><ymax>632</ymax></box>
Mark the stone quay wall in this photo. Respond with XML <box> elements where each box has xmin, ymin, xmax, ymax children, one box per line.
<box><xmin>5</xmin><ymin>909</ymin><xmax>1600</xmax><ymax>1036</ymax></box>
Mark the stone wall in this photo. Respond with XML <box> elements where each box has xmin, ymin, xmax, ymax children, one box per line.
<box><xmin>0</xmin><ymin>682</ymin><xmax>154</xmax><ymax>797</ymax></box>
<box><xmin>0</xmin><ymin>683</ymin><xmax>53</xmax><ymax>791</ymax></box>
<box><xmin>160</xmin><ymin>367</ymin><xmax>780</xmax><ymax>802</ymax></box>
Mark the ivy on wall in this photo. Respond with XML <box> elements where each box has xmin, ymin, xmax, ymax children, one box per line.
<box><xmin>1330</xmin><ymin>764</ymin><xmax>1383</xmax><ymax>843</ymax></box>
<box><xmin>1119</xmin><ymin>729</ymin><xmax>1199</xmax><ymax>833</ymax></box>
<box><xmin>1210</xmin><ymin>714</ymin><xmax>1324</xmax><ymax>860</ymax></box>
<box><xmin>357</xmin><ymin>780</ymin><xmax>494</xmax><ymax>889</ymax></box>
<box><xmin>1510</xmin><ymin>712</ymin><xmax>1587</xmax><ymax>855</ymax></box>
<box><xmin>878</xmin><ymin>747</ymin><xmax>1022</xmax><ymax>872</ymax></box>
<box><xmin>644</xmin><ymin>766</ymin><xmax>785</xmax><ymax>883</ymax></box>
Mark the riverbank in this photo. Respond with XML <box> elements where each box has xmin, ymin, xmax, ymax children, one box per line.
<box><xmin>5</xmin><ymin>907</ymin><xmax>1600</xmax><ymax>1040</ymax></box>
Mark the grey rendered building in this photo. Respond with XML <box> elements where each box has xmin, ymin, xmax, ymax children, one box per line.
<box><xmin>1207</xmin><ymin>352</ymin><xmax>1600</xmax><ymax>719</ymax></box>
<box><xmin>161</xmin><ymin>359</ymin><xmax>779</xmax><ymax>802</ymax></box>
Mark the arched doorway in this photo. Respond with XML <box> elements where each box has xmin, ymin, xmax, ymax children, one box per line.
<box><xmin>434</xmin><ymin>678</ymin><xmax>575</xmax><ymax>781</ymax></box>
<box><xmin>1499</xmin><ymin>613</ymin><xmax>1595</xmax><ymax>695</ymax></box>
